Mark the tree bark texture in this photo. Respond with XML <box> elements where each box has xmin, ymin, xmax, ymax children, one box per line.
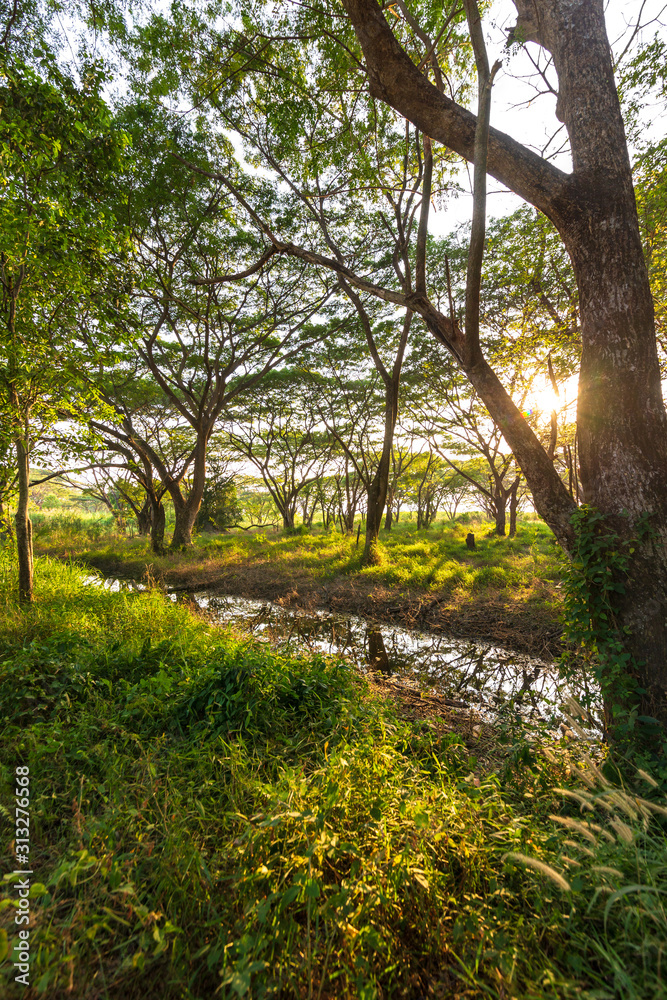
<box><xmin>14</xmin><ymin>433</ymin><xmax>33</xmax><ymax>604</ymax></box>
<box><xmin>136</xmin><ymin>499</ymin><xmax>152</xmax><ymax>536</ymax></box>
<box><xmin>150</xmin><ymin>497</ymin><xmax>166</xmax><ymax>555</ymax></box>
<box><xmin>169</xmin><ymin>433</ymin><xmax>210</xmax><ymax>549</ymax></box>
<box><xmin>494</xmin><ymin>496</ymin><xmax>506</xmax><ymax>537</ymax></box>
<box><xmin>341</xmin><ymin>0</ymin><xmax>667</xmax><ymax>728</ymax></box>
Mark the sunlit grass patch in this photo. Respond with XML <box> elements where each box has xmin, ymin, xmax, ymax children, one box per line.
<box><xmin>0</xmin><ymin>554</ymin><xmax>205</xmax><ymax>651</ymax></box>
<box><xmin>428</xmin><ymin>560</ymin><xmax>472</xmax><ymax>591</ymax></box>
<box><xmin>0</xmin><ymin>559</ymin><xmax>664</xmax><ymax>998</ymax></box>
<box><xmin>29</xmin><ymin>512</ymin><xmax>565</xmax><ymax>618</ymax></box>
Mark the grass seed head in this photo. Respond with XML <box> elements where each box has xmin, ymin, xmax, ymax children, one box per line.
<box><xmin>561</xmin><ymin>711</ymin><xmax>589</xmax><ymax>739</ymax></box>
<box><xmin>553</xmin><ymin>787</ymin><xmax>595</xmax><ymax>812</ymax></box>
<box><xmin>636</xmin><ymin>768</ymin><xmax>659</xmax><ymax>789</ymax></box>
<box><xmin>581</xmin><ymin>753</ymin><xmax>610</xmax><ymax>788</ymax></box>
<box><xmin>503</xmin><ymin>852</ymin><xmax>571</xmax><ymax>892</ymax></box>
<box><xmin>609</xmin><ymin>818</ymin><xmax>634</xmax><ymax>845</ymax></box>
<box><xmin>549</xmin><ymin>815</ymin><xmax>599</xmax><ymax>844</ymax></box>
<box><xmin>592</xmin><ymin>866</ymin><xmax>624</xmax><ymax>879</ymax></box>
<box><xmin>563</xmin><ymin>839</ymin><xmax>594</xmax><ymax>858</ymax></box>
<box><xmin>605</xmin><ymin>789</ymin><xmax>641</xmax><ymax>821</ymax></box>
<box><xmin>563</xmin><ymin>694</ymin><xmax>587</xmax><ymax>720</ymax></box>
<box><xmin>636</xmin><ymin>796</ymin><xmax>667</xmax><ymax>819</ymax></box>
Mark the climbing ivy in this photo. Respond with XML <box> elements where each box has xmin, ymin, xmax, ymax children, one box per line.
<box><xmin>560</xmin><ymin>505</ymin><xmax>661</xmax><ymax>753</ymax></box>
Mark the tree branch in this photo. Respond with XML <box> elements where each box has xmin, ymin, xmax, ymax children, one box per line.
<box><xmin>340</xmin><ymin>0</ymin><xmax>571</xmax><ymax>220</ymax></box>
<box><xmin>462</xmin><ymin>0</ymin><xmax>500</xmax><ymax>366</ymax></box>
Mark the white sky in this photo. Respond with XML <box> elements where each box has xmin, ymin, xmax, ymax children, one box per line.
<box><xmin>431</xmin><ymin>0</ymin><xmax>667</xmax><ymax>233</ymax></box>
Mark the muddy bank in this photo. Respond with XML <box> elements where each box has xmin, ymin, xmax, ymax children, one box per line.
<box><xmin>83</xmin><ymin>550</ymin><xmax>564</xmax><ymax>660</ymax></box>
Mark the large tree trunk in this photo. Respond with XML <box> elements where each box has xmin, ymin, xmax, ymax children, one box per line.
<box><xmin>14</xmin><ymin>432</ymin><xmax>33</xmax><ymax>605</ymax></box>
<box><xmin>171</xmin><ymin>492</ymin><xmax>207</xmax><ymax>549</ymax></box>
<box><xmin>169</xmin><ymin>436</ymin><xmax>208</xmax><ymax>550</ymax></box>
<box><xmin>170</xmin><ymin>496</ymin><xmax>192</xmax><ymax>549</ymax></box>
<box><xmin>136</xmin><ymin>498</ymin><xmax>152</xmax><ymax>536</ymax></box>
<box><xmin>341</xmin><ymin>0</ymin><xmax>667</xmax><ymax>729</ymax></box>
<box><xmin>549</xmin><ymin>4</ymin><xmax>667</xmax><ymax>728</ymax></box>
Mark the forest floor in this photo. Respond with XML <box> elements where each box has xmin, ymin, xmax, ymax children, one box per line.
<box><xmin>1</xmin><ymin>553</ymin><xmax>665</xmax><ymax>999</ymax></box>
<box><xmin>33</xmin><ymin>514</ymin><xmax>565</xmax><ymax>659</ymax></box>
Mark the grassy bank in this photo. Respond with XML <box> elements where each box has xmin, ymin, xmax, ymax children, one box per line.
<box><xmin>1</xmin><ymin>554</ymin><xmax>666</xmax><ymax>998</ymax></box>
<box><xmin>33</xmin><ymin>513</ymin><xmax>565</xmax><ymax>657</ymax></box>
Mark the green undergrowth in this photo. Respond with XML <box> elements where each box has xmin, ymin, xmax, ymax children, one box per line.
<box><xmin>30</xmin><ymin>510</ymin><xmax>121</xmax><ymax>548</ymax></box>
<box><xmin>0</xmin><ymin>556</ymin><xmax>665</xmax><ymax>999</ymax></box>
<box><xmin>33</xmin><ymin>512</ymin><xmax>563</xmax><ymax>607</ymax></box>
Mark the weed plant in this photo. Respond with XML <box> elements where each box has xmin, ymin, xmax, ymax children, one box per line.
<box><xmin>0</xmin><ymin>560</ymin><xmax>664</xmax><ymax>998</ymax></box>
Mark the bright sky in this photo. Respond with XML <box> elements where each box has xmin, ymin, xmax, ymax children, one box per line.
<box><xmin>432</xmin><ymin>0</ymin><xmax>667</xmax><ymax>234</ymax></box>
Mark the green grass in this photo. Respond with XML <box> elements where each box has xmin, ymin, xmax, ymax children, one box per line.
<box><xmin>32</xmin><ymin>510</ymin><xmax>564</xmax><ymax>609</ymax></box>
<box><xmin>1</xmin><ymin>553</ymin><xmax>666</xmax><ymax>998</ymax></box>
<box><xmin>30</xmin><ymin>510</ymin><xmax>121</xmax><ymax>548</ymax></box>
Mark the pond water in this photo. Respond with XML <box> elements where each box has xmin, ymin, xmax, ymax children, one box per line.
<box><xmin>89</xmin><ymin>575</ymin><xmax>598</xmax><ymax>733</ymax></box>
<box><xmin>175</xmin><ymin>590</ymin><xmax>598</xmax><ymax>733</ymax></box>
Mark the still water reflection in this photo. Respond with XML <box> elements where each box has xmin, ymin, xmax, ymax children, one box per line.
<box><xmin>88</xmin><ymin>575</ymin><xmax>595</xmax><ymax>730</ymax></box>
<box><xmin>179</xmin><ymin>591</ymin><xmax>593</xmax><ymax>729</ymax></box>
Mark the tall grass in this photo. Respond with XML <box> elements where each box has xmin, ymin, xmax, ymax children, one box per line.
<box><xmin>0</xmin><ymin>560</ymin><xmax>664</xmax><ymax>998</ymax></box>
<box><xmin>507</xmin><ymin>750</ymin><xmax>667</xmax><ymax>1000</ymax></box>
<box><xmin>30</xmin><ymin>510</ymin><xmax>120</xmax><ymax>545</ymax></box>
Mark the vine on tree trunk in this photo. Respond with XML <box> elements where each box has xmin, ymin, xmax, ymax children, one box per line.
<box><xmin>560</xmin><ymin>505</ymin><xmax>662</xmax><ymax>757</ymax></box>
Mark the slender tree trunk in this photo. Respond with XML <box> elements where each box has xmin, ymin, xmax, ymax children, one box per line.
<box><xmin>509</xmin><ymin>480</ymin><xmax>519</xmax><ymax>538</ymax></box>
<box><xmin>493</xmin><ymin>494</ymin><xmax>506</xmax><ymax>536</ymax></box>
<box><xmin>416</xmin><ymin>480</ymin><xmax>425</xmax><ymax>530</ymax></box>
<box><xmin>14</xmin><ymin>432</ymin><xmax>33</xmax><ymax>605</ymax></box>
<box><xmin>362</xmin><ymin>382</ymin><xmax>397</xmax><ymax>565</ymax></box>
<box><xmin>384</xmin><ymin>481</ymin><xmax>394</xmax><ymax>530</ymax></box>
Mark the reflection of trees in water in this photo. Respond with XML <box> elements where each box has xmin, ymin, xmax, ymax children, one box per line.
<box><xmin>366</xmin><ymin>628</ymin><xmax>390</xmax><ymax>672</ymax></box>
<box><xmin>203</xmin><ymin>594</ymin><xmax>584</xmax><ymax>723</ymax></box>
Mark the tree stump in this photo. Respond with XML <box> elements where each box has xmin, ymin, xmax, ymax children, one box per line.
<box><xmin>466</xmin><ymin>532</ymin><xmax>476</xmax><ymax>550</ymax></box>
